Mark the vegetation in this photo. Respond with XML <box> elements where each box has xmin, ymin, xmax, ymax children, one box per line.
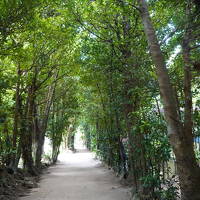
<box><xmin>0</xmin><ymin>0</ymin><xmax>200</xmax><ymax>199</ymax></box>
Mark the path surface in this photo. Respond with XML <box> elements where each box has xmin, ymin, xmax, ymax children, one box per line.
<box><xmin>20</xmin><ymin>151</ymin><xmax>130</xmax><ymax>200</ymax></box>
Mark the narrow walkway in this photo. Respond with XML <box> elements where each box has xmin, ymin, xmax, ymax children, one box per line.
<box><xmin>20</xmin><ymin>151</ymin><xmax>130</xmax><ymax>200</ymax></box>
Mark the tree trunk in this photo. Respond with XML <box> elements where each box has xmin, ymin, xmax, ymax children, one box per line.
<box><xmin>35</xmin><ymin>70</ymin><xmax>58</xmax><ymax>168</ymax></box>
<box><xmin>182</xmin><ymin>0</ymin><xmax>193</xmax><ymax>155</ymax></box>
<box><xmin>114</xmin><ymin>6</ymin><xmax>145</xmax><ymax>193</ymax></box>
<box><xmin>123</xmin><ymin>75</ymin><xmax>144</xmax><ymax>194</ymax></box>
<box><xmin>9</xmin><ymin>66</ymin><xmax>21</xmax><ymax>170</ymax></box>
<box><xmin>137</xmin><ymin>0</ymin><xmax>200</xmax><ymax>199</ymax></box>
<box><xmin>35</xmin><ymin>98</ymin><xmax>51</xmax><ymax>168</ymax></box>
<box><xmin>13</xmin><ymin>140</ymin><xmax>22</xmax><ymax>171</ymax></box>
<box><xmin>21</xmin><ymin>85</ymin><xmax>37</xmax><ymax>176</ymax></box>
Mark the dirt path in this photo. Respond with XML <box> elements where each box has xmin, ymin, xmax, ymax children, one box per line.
<box><xmin>20</xmin><ymin>151</ymin><xmax>130</xmax><ymax>200</ymax></box>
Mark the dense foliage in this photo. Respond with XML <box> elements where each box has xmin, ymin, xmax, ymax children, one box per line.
<box><xmin>0</xmin><ymin>0</ymin><xmax>200</xmax><ymax>200</ymax></box>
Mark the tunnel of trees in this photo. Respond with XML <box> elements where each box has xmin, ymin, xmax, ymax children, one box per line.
<box><xmin>0</xmin><ymin>0</ymin><xmax>200</xmax><ymax>200</ymax></box>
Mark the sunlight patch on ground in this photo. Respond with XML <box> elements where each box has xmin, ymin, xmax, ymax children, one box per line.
<box><xmin>58</xmin><ymin>126</ymin><xmax>89</xmax><ymax>163</ymax></box>
<box><xmin>57</xmin><ymin>151</ymin><xmax>98</xmax><ymax>168</ymax></box>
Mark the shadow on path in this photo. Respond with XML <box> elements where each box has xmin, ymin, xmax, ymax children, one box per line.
<box><xmin>20</xmin><ymin>151</ymin><xmax>130</xmax><ymax>200</ymax></box>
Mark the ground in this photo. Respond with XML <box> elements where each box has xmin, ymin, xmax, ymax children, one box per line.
<box><xmin>20</xmin><ymin>150</ymin><xmax>130</xmax><ymax>200</ymax></box>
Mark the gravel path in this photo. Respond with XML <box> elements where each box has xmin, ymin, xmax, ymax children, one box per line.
<box><xmin>20</xmin><ymin>151</ymin><xmax>130</xmax><ymax>200</ymax></box>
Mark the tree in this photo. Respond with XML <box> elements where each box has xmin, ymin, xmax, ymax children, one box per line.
<box><xmin>137</xmin><ymin>0</ymin><xmax>200</xmax><ymax>199</ymax></box>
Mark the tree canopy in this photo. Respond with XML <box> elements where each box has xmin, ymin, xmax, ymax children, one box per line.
<box><xmin>0</xmin><ymin>0</ymin><xmax>200</xmax><ymax>200</ymax></box>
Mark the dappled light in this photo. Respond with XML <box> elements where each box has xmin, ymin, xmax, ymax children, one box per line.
<box><xmin>0</xmin><ymin>1</ymin><xmax>200</xmax><ymax>200</ymax></box>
